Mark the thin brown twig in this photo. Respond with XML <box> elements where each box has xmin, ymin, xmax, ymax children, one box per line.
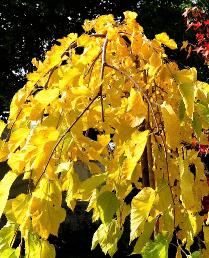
<box><xmin>84</xmin><ymin>50</ymin><xmax>102</xmax><ymax>79</ymax></box>
<box><xmin>100</xmin><ymin>34</ymin><xmax>108</xmax><ymax>122</ymax></box>
<box><xmin>147</xmin><ymin>103</ymin><xmax>155</xmax><ymax>189</ymax></box>
<box><xmin>34</xmin><ymin>92</ymin><xmax>100</xmax><ymax>188</ymax></box>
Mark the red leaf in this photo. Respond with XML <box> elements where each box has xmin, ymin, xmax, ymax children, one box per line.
<box><xmin>204</xmin><ymin>19</ymin><xmax>209</xmax><ymax>25</ymax></box>
<box><xmin>196</xmin><ymin>33</ymin><xmax>204</xmax><ymax>42</ymax></box>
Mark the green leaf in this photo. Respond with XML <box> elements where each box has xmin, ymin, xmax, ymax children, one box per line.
<box><xmin>79</xmin><ymin>173</ymin><xmax>107</xmax><ymax>200</ymax></box>
<box><xmin>0</xmin><ymin>222</ymin><xmax>16</xmax><ymax>249</ymax></box>
<box><xmin>132</xmin><ymin>218</ymin><xmax>155</xmax><ymax>254</ymax></box>
<box><xmin>192</xmin><ymin>112</ymin><xmax>202</xmax><ymax>140</ymax></box>
<box><xmin>130</xmin><ymin>187</ymin><xmax>156</xmax><ymax>241</ymax></box>
<box><xmin>141</xmin><ymin>234</ymin><xmax>169</xmax><ymax>258</ymax></box>
<box><xmin>1</xmin><ymin>247</ymin><xmax>19</xmax><ymax>258</ymax></box>
<box><xmin>0</xmin><ymin>222</ymin><xmax>19</xmax><ymax>258</ymax></box>
<box><xmin>97</xmin><ymin>191</ymin><xmax>119</xmax><ymax>225</ymax></box>
<box><xmin>178</xmin><ymin>83</ymin><xmax>194</xmax><ymax>119</ymax></box>
<box><xmin>91</xmin><ymin>220</ymin><xmax>122</xmax><ymax>257</ymax></box>
<box><xmin>25</xmin><ymin>232</ymin><xmax>55</xmax><ymax>258</ymax></box>
<box><xmin>195</xmin><ymin>102</ymin><xmax>209</xmax><ymax>127</ymax></box>
<box><xmin>156</xmin><ymin>179</ymin><xmax>174</xmax><ymax>241</ymax></box>
<box><xmin>179</xmin><ymin>99</ymin><xmax>186</xmax><ymax>123</ymax></box>
<box><xmin>191</xmin><ymin>251</ymin><xmax>202</xmax><ymax>258</ymax></box>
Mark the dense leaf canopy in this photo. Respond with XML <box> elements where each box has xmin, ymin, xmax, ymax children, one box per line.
<box><xmin>1</xmin><ymin>10</ymin><xmax>209</xmax><ymax>257</ymax></box>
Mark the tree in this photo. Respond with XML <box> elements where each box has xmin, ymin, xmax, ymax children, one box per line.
<box><xmin>1</xmin><ymin>11</ymin><xmax>209</xmax><ymax>258</ymax></box>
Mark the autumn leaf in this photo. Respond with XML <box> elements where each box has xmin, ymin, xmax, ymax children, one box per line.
<box><xmin>97</xmin><ymin>191</ymin><xmax>120</xmax><ymax>225</ymax></box>
<box><xmin>161</xmin><ymin>102</ymin><xmax>180</xmax><ymax>149</ymax></box>
<box><xmin>130</xmin><ymin>187</ymin><xmax>156</xmax><ymax>241</ymax></box>
<box><xmin>0</xmin><ymin>171</ymin><xmax>17</xmax><ymax>219</ymax></box>
<box><xmin>155</xmin><ymin>32</ymin><xmax>177</xmax><ymax>50</ymax></box>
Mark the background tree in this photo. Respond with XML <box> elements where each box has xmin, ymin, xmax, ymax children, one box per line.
<box><xmin>0</xmin><ymin>0</ymin><xmax>206</xmax><ymax>113</ymax></box>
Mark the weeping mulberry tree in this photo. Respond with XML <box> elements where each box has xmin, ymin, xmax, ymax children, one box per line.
<box><xmin>1</xmin><ymin>11</ymin><xmax>209</xmax><ymax>257</ymax></box>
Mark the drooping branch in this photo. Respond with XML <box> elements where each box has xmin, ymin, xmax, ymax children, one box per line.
<box><xmin>147</xmin><ymin>103</ymin><xmax>155</xmax><ymax>189</ymax></box>
<box><xmin>84</xmin><ymin>50</ymin><xmax>102</xmax><ymax>79</ymax></box>
<box><xmin>99</xmin><ymin>34</ymin><xmax>108</xmax><ymax>122</ymax></box>
<box><xmin>34</xmin><ymin>92</ymin><xmax>100</xmax><ymax>188</ymax></box>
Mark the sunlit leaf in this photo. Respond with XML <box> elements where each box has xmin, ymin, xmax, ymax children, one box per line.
<box><xmin>155</xmin><ymin>32</ymin><xmax>177</xmax><ymax>50</ymax></box>
<box><xmin>130</xmin><ymin>187</ymin><xmax>156</xmax><ymax>241</ymax></box>
<box><xmin>0</xmin><ymin>171</ymin><xmax>17</xmax><ymax>219</ymax></box>
<box><xmin>25</xmin><ymin>232</ymin><xmax>55</xmax><ymax>258</ymax></box>
<box><xmin>91</xmin><ymin>219</ymin><xmax>122</xmax><ymax>257</ymax></box>
<box><xmin>161</xmin><ymin>102</ymin><xmax>180</xmax><ymax>149</ymax></box>
<box><xmin>141</xmin><ymin>233</ymin><xmax>169</xmax><ymax>258</ymax></box>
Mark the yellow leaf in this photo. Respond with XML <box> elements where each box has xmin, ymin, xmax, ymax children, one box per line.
<box><xmin>156</xmin><ymin>179</ymin><xmax>174</xmax><ymax>241</ymax></box>
<box><xmin>179</xmin><ymin>156</ymin><xmax>200</xmax><ymax>212</ymax></box>
<box><xmin>132</xmin><ymin>217</ymin><xmax>155</xmax><ymax>254</ymax></box>
<box><xmin>178</xmin><ymin>83</ymin><xmax>195</xmax><ymax>119</ymax></box>
<box><xmin>7</xmin><ymin>145</ymin><xmax>37</xmax><ymax>174</ymax></box>
<box><xmin>91</xmin><ymin>219</ymin><xmax>122</xmax><ymax>257</ymax></box>
<box><xmin>175</xmin><ymin>68</ymin><xmax>197</xmax><ymax>84</ymax></box>
<box><xmin>122</xmin><ymin>130</ymin><xmax>149</xmax><ymax>180</ymax></box>
<box><xmin>34</xmin><ymin>88</ymin><xmax>60</xmax><ymax>106</ymax></box>
<box><xmin>161</xmin><ymin>102</ymin><xmax>180</xmax><ymax>149</ymax></box>
<box><xmin>97</xmin><ymin>191</ymin><xmax>120</xmax><ymax>225</ymax></box>
<box><xmin>175</xmin><ymin>68</ymin><xmax>197</xmax><ymax>118</ymax></box>
<box><xmin>149</xmin><ymin>51</ymin><xmax>162</xmax><ymax>77</ymax></box>
<box><xmin>30</xmin><ymin>196</ymin><xmax>66</xmax><ymax>239</ymax></box>
<box><xmin>79</xmin><ymin>173</ymin><xmax>107</xmax><ymax>200</ymax></box>
<box><xmin>204</xmin><ymin>226</ymin><xmax>209</xmax><ymax>250</ymax></box>
<box><xmin>0</xmin><ymin>171</ymin><xmax>17</xmax><ymax>219</ymax></box>
<box><xmin>155</xmin><ymin>32</ymin><xmax>177</xmax><ymax>50</ymax></box>
<box><xmin>0</xmin><ymin>120</ymin><xmax>6</xmax><ymax>136</ymax></box>
<box><xmin>131</xmin><ymin>32</ymin><xmax>143</xmax><ymax>56</ymax></box>
<box><xmin>97</xmin><ymin>134</ymin><xmax>110</xmax><ymax>147</ymax></box>
<box><xmin>181</xmin><ymin>40</ymin><xmax>188</xmax><ymax>50</ymax></box>
<box><xmin>8</xmin><ymin>127</ymin><xmax>30</xmax><ymax>152</ymax></box>
<box><xmin>70</xmin><ymin>85</ymin><xmax>90</xmax><ymax>96</ymax></box>
<box><xmin>130</xmin><ymin>187</ymin><xmax>156</xmax><ymax>241</ymax></box>
<box><xmin>123</xmin><ymin>11</ymin><xmax>138</xmax><ymax>21</ymax></box>
<box><xmin>25</xmin><ymin>232</ymin><xmax>55</xmax><ymax>258</ymax></box>
<box><xmin>4</xmin><ymin>194</ymin><xmax>31</xmax><ymax>234</ymax></box>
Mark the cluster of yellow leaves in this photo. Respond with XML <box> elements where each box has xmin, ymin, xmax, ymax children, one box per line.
<box><xmin>1</xmin><ymin>10</ymin><xmax>209</xmax><ymax>257</ymax></box>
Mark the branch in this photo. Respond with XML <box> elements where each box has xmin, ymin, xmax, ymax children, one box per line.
<box><xmin>84</xmin><ymin>50</ymin><xmax>102</xmax><ymax>79</ymax></box>
<box><xmin>100</xmin><ymin>34</ymin><xmax>108</xmax><ymax>122</ymax></box>
<box><xmin>147</xmin><ymin>104</ymin><xmax>155</xmax><ymax>189</ymax></box>
<box><xmin>34</xmin><ymin>93</ymin><xmax>99</xmax><ymax>188</ymax></box>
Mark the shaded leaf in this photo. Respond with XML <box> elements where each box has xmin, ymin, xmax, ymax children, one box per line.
<box><xmin>97</xmin><ymin>191</ymin><xmax>119</xmax><ymax>225</ymax></box>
